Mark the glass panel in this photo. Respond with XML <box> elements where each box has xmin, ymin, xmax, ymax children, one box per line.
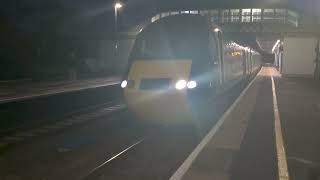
<box><xmin>130</xmin><ymin>20</ymin><xmax>210</xmax><ymax>61</ymax></box>
<box><xmin>211</xmin><ymin>10</ymin><xmax>219</xmax><ymax>23</ymax></box>
<box><xmin>151</xmin><ymin>17</ymin><xmax>156</xmax><ymax>23</ymax></box>
<box><xmin>252</xmin><ymin>9</ymin><xmax>261</xmax><ymax>15</ymax></box>
<box><xmin>287</xmin><ymin>10</ymin><xmax>298</xmax><ymax>27</ymax></box>
<box><xmin>263</xmin><ymin>9</ymin><xmax>274</xmax><ymax>22</ymax></box>
<box><xmin>274</xmin><ymin>9</ymin><xmax>286</xmax><ymax>23</ymax></box>
<box><xmin>264</xmin><ymin>9</ymin><xmax>274</xmax><ymax>13</ymax></box>
<box><xmin>230</xmin><ymin>9</ymin><xmax>240</xmax><ymax>15</ymax></box>
<box><xmin>288</xmin><ymin>10</ymin><xmax>298</xmax><ymax>17</ymax></box>
<box><xmin>170</xmin><ymin>11</ymin><xmax>179</xmax><ymax>15</ymax></box>
<box><xmin>151</xmin><ymin>14</ymin><xmax>160</xmax><ymax>22</ymax></box>
<box><xmin>252</xmin><ymin>9</ymin><xmax>261</xmax><ymax>22</ymax></box>
<box><xmin>230</xmin><ymin>9</ymin><xmax>240</xmax><ymax>22</ymax></box>
<box><xmin>200</xmin><ymin>10</ymin><xmax>209</xmax><ymax>16</ymax></box>
<box><xmin>222</xmin><ymin>9</ymin><xmax>230</xmax><ymax>23</ymax></box>
<box><xmin>211</xmin><ymin>10</ymin><xmax>219</xmax><ymax>15</ymax></box>
<box><xmin>275</xmin><ymin>9</ymin><xmax>286</xmax><ymax>15</ymax></box>
<box><xmin>190</xmin><ymin>10</ymin><xmax>198</xmax><ymax>14</ymax></box>
<box><xmin>161</xmin><ymin>12</ymin><xmax>170</xmax><ymax>18</ymax></box>
<box><xmin>223</xmin><ymin>9</ymin><xmax>229</xmax><ymax>16</ymax></box>
<box><xmin>242</xmin><ymin>9</ymin><xmax>251</xmax><ymax>16</ymax></box>
<box><xmin>242</xmin><ymin>9</ymin><xmax>251</xmax><ymax>22</ymax></box>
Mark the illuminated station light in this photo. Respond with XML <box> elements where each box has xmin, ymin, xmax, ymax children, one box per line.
<box><xmin>214</xmin><ymin>28</ymin><xmax>220</xmax><ymax>32</ymax></box>
<box><xmin>114</xmin><ymin>2</ymin><xmax>122</xmax><ymax>9</ymax></box>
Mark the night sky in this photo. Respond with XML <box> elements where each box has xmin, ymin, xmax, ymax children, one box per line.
<box><xmin>0</xmin><ymin>0</ymin><xmax>318</xmax><ymax>80</ymax></box>
<box><xmin>0</xmin><ymin>0</ymin><xmax>318</xmax><ymax>36</ymax></box>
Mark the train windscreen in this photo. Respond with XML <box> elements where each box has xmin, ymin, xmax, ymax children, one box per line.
<box><xmin>129</xmin><ymin>15</ymin><xmax>210</xmax><ymax>62</ymax></box>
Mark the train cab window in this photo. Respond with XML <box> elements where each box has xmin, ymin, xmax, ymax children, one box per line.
<box><xmin>129</xmin><ymin>16</ymin><xmax>210</xmax><ymax>63</ymax></box>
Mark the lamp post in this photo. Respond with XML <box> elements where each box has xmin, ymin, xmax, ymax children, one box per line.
<box><xmin>114</xmin><ymin>2</ymin><xmax>122</xmax><ymax>51</ymax></box>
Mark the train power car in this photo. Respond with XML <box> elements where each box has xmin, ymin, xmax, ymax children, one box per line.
<box><xmin>121</xmin><ymin>14</ymin><xmax>261</xmax><ymax>125</ymax></box>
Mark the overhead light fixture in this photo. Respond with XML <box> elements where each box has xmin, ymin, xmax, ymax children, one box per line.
<box><xmin>114</xmin><ymin>2</ymin><xmax>122</xmax><ymax>9</ymax></box>
<box><xmin>214</xmin><ymin>28</ymin><xmax>220</xmax><ymax>32</ymax></box>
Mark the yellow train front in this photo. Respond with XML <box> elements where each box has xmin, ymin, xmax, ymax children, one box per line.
<box><xmin>121</xmin><ymin>14</ymin><xmax>261</xmax><ymax>125</ymax></box>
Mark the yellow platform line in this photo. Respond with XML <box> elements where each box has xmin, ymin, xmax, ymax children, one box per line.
<box><xmin>271</xmin><ymin>70</ymin><xmax>290</xmax><ymax>180</ymax></box>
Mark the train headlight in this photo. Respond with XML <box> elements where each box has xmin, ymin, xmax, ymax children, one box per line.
<box><xmin>187</xmin><ymin>81</ymin><xmax>197</xmax><ymax>89</ymax></box>
<box><xmin>175</xmin><ymin>80</ymin><xmax>187</xmax><ymax>90</ymax></box>
<box><xmin>121</xmin><ymin>80</ymin><xmax>128</xmax><ymax>88</ymax></box>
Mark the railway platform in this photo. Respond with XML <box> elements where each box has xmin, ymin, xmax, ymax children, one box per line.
<box><xmin>0</xmin><ymin>77</ymin><xmax>120</xmax><ymax>104</ymax></box>
<box><xmin>171</xmin><ymin>66</ymin><xmax>320</xmax><ymax>180</ymax></box>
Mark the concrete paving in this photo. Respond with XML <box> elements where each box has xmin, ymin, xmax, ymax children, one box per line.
<box><xmin>230</xmin><ymin>68</ymin><xmax>278</xmax><ymax>180</ymax></box>
<box><xmin>275</xmin><ymin>72</ymin><xmax>320</xmax><ymax>180</ymax></box>
<box><xmin>176</xmin><ymin>66</ymin><xmax>320</xmax><ymax>180</ymax></box>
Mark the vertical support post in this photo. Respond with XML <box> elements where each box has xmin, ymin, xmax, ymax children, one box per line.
<box><xmin>285</xmin><ymin>9</ymin><xmax>288</xmax><ymax>25</ymax></box>
<box><xmin>218</xmin><ymin>9</ymin><xmax>222</xmax><ymax>24</ymax></box>
<box><xmin>218</xmin><ymin>31</ymin><xmax>224</xmax><ymax>84</ymax></box>
<box><xmin>260</xmin><ymin>9</ymin><xmax>264</xmax><ymax>32</ymax></box>
<box><xmin>314</xmin><ymin>39</ymin><xmax>320</xmax><ymax>80</ymax></box>
<box><xmin>250</xmin><ymin>48</ymin><xmax>253</xmax><ymax>73</ymax></box>
<box><xmin>273</xmin><ymin>8</ymin><xmax>276</xmax><ymax>23</ymax></box>
<box><xmin>114</xmin><ymin>6</ymin><xmax>118</xmax><ymax>53</ymax></box>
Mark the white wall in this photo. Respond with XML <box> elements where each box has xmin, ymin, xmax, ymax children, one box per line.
<box><xmin>282</xmin><ymin>36</ymin><xmax>318</xmax><ymax>77</ymax></box>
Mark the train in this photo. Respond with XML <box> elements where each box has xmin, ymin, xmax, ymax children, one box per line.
<box><xmin>121</xmin><ymin>14</ymin><xmax>261</xmax><ymax>125</ymax></box>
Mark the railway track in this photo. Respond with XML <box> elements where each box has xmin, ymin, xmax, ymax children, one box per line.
<box><xmin>0</xmin><ymin>101</ymin><xmax>126</xmax><ymax>153</ymax></box>
<box><xmin>0</xmin><ymin>74</ymin><xmax>255</xmax><ymax>180</ymax></box>
<box><xmin>0</xmin><ymin>84</ymin><xmax>122</xmax><ymax>135</ymax></box>
<box><xmin>79</xmin><ymin>74</ymin><xmax>256</xmax><ymax>180</ymax></box>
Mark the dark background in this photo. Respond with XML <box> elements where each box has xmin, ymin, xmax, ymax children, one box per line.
<box><xmin>0</xmin><ymin>0</ymin><xmax>318</xmax><ymax>80</ymax></box>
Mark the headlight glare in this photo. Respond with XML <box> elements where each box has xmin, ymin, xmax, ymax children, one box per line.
<box><xmin>175</xmin><ymin>80</ymin><xmax>187</xmax><ymax>90</ymax></box>
<box><xmin>187</xmin><ymin>81</ymin><xmax>197</xmax><ymax>89</ymax></box>
<box><xmin>121</xmin><ymin>80</ymin><xmax>127</xmax><ymax>88</ymax></box>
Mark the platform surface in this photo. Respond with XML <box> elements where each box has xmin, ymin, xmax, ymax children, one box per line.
<box><xmin>0</xmin><ymin>77</ymin><xmax>120</xmax><ymax>103</ymax></box>
<box><xmin>172</xmin><ymin>66</ymin><xmax>320</xmax><ymax>180</ymax></box>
